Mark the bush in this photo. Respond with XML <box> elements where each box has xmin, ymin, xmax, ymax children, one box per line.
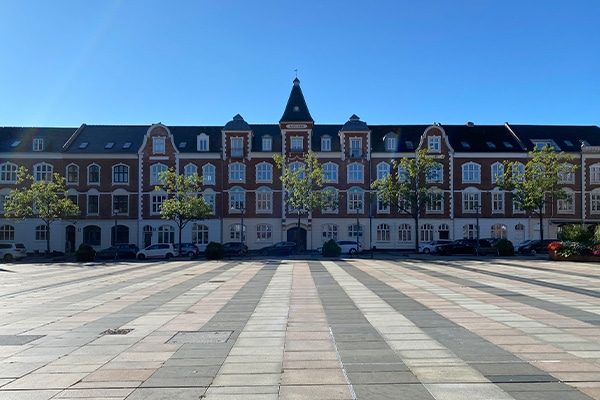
<box><xmin>556</xmin><ymin>241</ymin><xmax>591</xmax><ymax>258</ymax></box>
<box><xmin>494</xmin><ymin>239</ymin><xmax>514</xmax><ymax>256</ymax></box>
<box><xmin>321</xmin><ymin>239</ymin><xmax>341</xmax><ymax>257</ymax></box>
<box><xmin>205</xmin><ymin>242</ymin><xmax>224</xmax><ymax>260</ymax></box>
<box><xmin>558</xmin><ymin>224</ymin><xmax>594</xmax><ymax>244</ymax></box>
<box><xmin>75</xmin><ymin>244</ymin><xmax>96</xmax><ymax>262</ymax></box>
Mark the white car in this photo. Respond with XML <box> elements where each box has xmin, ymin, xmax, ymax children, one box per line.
<box><xmin>336</xmin><ymin>240</ymin><xmax>361</xmax><ymax>255</ymax></box>
<box><xmin>136</xmin><ymin>244</ymin><xmax>179</xmax><ymax>260</ymax></box>
<box><xmin>419</xmin><ymin>240</ymin><xmax>453</xmax><ymax>254</ymax></box>
<box><xmin>0</xmin><ymin>243</ymin><xmax>27</xmax><ymax>262</ymax></box>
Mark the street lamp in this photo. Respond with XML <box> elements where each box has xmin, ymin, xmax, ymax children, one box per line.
<box><xmin>113</xmin><ymin>208</ymin><xmax>120</xmax><ymax>261</ymax></box>
<box><xmin>474</xmin><ymin>202</ymin><xmax>481</xmax><ymax>256</ymax></box>
<box><xmin>354</xmin><ymin>200</ymin><xmax>362</xmax><ymax>257</ymax></box>
<box><xmin>230</xmin><ymin>204</ymin><xmax>246</xmax><ymax>247</ymax></box>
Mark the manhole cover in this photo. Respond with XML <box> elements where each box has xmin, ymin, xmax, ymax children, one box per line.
<box><xmin>0</xmin><ymin>335</ymin><xmax>44</xmax><ymax>345</ymax></box>
<box><xmin>100</xmin><ymin>328</ymin><xmax>133</xmax><ymax>336</ymax></box>
<box><xmin>168</xmin><ymin>331</ymin><xmax>233</xmax><ymax>344</ymax></box>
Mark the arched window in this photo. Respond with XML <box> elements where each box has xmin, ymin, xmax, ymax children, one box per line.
<box><xmin>192</xmin><ymin>223</ymin><xmax>209</xmax><ymax>245</ymax></box>
<box><xmin>229</xmin><ymin>187</ymin><xmax>245</xmax><ymax>211</ymax></box>
<box><xmin>462</xmin><ymin>162</ymin><xmax>481</xmax><ymax>183</ymax></box>
<box><xmin>202</xmin><ymin>189</ymin><xmax>216</xmax><ymax>213</ymax></box>
<box><xmin>256</xmin><ymin>224</ymin><xmax>272</xmax><ymax>241</ymax></box>
<box><xmin>557</xmin><ymin>189</ymin><xmax>575</xmax><ymax>213</ymax></box>
<box><xmin>197</xmin><ymin>133</ymin><xmax>209</xmax><ymax>152</ymax></box>
<box><xmin>256</xmin><ymin>163</ymin><xmax>273</xmax><ymax>182</ymax></box>
<box><xmin>590</xmin><ymin>163</ymin><xmax>600</xmax><ymax>184</ymax></box>
<box><xmin>427</xmin><ymin>163</ymin><xmax>443</xmax><ymax>183</ymax></box>
<box><xmin>261</xmin><ymin>135</ymin><xmax>272</xmax><ymax>151</ymax></box>
<box><xmin>426</xmin><ymin>190</ymin><xmax>443</xmax><ymax>213</ymax></box>
<box><xmin>420</xmin><ymin>224</ymin><xmax>434</xmax><ymax>242</ymax></box>
<box><xmin>230</xmin><ymin>223</ymin><xmax>245</xmax><ymax>240</ymax></box>
<box><xmin>591</xmin><ymin>189</ymin><xmax>600</xmax><ymax>214</ymax></box>
<box><xmin>322</xmin><ymin>224</ymin><xmax>338</xmax><ymax>241</ymax></box>
<box><xmin>376</xmin><ymin>162</ymin><xmax>390</xmax><ymax>180</ymax></box>
<box><xmin>321</xmin><ymin>135</ymin><xmax>332</xmax><ymax>152</ymax></box>
<box><xmin>323</xmin><ymin>163</ymin><xmax>338</xmax><ymax>183</ymax></box>
<box><xmin>202</xmin><ymin>164</ymin><xmax>216</xmax><ymax>185</ymax></box>
<box><xmin>35</xmin><ymin>225</ymin><xmax>48</xmax><ymax>241</ymax></box>
<box><xmin>34</xmin><ymin>163</ymin><xmax>53</xmax><ymax>182</ymax></box>
<box><xmin>289</xmin><ymin>162</ymin><xmax>305</xmax><ymax>179</ymax></box>
<box><xmin>512</xmin><ymin>162</ymin><xmax>525</xmax><ymax>182</ymax></box>
<box><xmin>88</xmin><ymin>164</ymin><xmax>100</xmax><ymax>184</ymax></box>
<box><xmin>438</xmin><ymin>223</ymin><xmax>450</xmax><ymax>240</ymax></box>
<box><xmin>0</xmin><ymin>162</ymin><xmax>18</xmax><ymax>183</ymax></box>
<box><xmin>491</xmin><ymin>224</ymin><xmax>507</xmax><ymax>239</ymax></box>
<box><xmin>491</xmin><ymin>189</ymin><xmax>504</xmax><ymax>213</ymax></box>
<box><xmin>491</xmin><ymin>162</ymin><xmax>504</xmax><ymax>184</ymax></box>
<box><xmin>463</xmin><ymin>224</ymin><xmax>477</xmax><ymax>239</ymax></box>
<box><xmin>462</xmin><ymin>188</ymin><xmax>480</xmax><ymax>213</ymax></box>
<box><xmin>229</xmin><ymin>163</ymin><xmax>245</xmax><ymax>182</ymax></box>
<box><xmin>184</xmin><ymin>163</ymin><xmax>198</xmax><ymax>177</ymax></box>
<box><xmin>66</xmin><ymin>164</ymin><xmax>79</xmax><ymax>184</ymax></box>
<box><xmin>157</xmin><ymin>225</ymin><xmax>174</xmax><ymax>244</ymax></box>
<box><xmin>322</xmin><ymin>187</ymin><xmax>338</xmax><ymax>213</ymax></box>
<box><xmin>0</xmin><ymin>225</ymin><xmax>15</xmax><ymax>241</ymax></box>
<box><xmin>398</xmin><ymin>224</ymin><xmax>412</xmax><ymax>242</ymax></box>
<box><xmin>347</xmin><ymin>163</ymin><xmax>364</xmax><ymax>183</ymax></box>
<box><xmin>150</xmin><ymin>163</ymin><xmax>168</xmax><ymax>185</ymax></box>
<box><xmin>83</xmin><ymin>225</ymin><xmax>101</xmax><ymax>246</ymax></box>
<box><xmin>515</xmin><ymin>223</ymin><xmax>526</xmax><ymax>243</ymax></box>
<box><xmin>347</xmin><ymin>187</ymin><xmax>364</xmax><ymax>213</ymax></box>
<box><xmin>112</xmin><ymin>164</ymin><xmax>129</xmax><ymax>184</ymax></box>
<box><xmin>256</xmin><ymin>187</ymin><xmax>273</xmax><ymax>213</ymax></box>
<box><xmin>376</xmin><ymin>224</ymin><xmax>390</xmax><ymax>242</ymax></box>
<box><xmin>558</xmin><ymin>163</ymin><xmax>575</xmax><ymax>183</ymax></box>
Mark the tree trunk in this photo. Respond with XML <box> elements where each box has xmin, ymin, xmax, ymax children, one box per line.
<box><xmin>178</xmin><ymin>223</ymin><xmax>183</xmax><ymax>256</ymax></box>
<box><xmin>414</xmin><ymin>209</ymin><xmax>420</xmax><ymax>254</ymax></box>
<box><xmin>46</xmin><ymin>221</ymin><xmax>51</xmax><ymax>255</ymax></box>
<box><xmin>539</xmin><ymin>212</ymin><xmax>544</xmax><ymax>241</ymax></box>
<box><xmin>297</xmin><ymin>210</ymin><xmax>301</xmax><ymax>252</ymax></box>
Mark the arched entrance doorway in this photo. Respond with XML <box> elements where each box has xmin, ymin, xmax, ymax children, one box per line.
<box><xmin>287</xmin><ymin>227</ymin><xmax>307</xmax><ymax>252</ymax></box>
<box><xmin>65</xmin><ymin>225</ymin><xmax>76</xmax><ymax>253</ymax></box>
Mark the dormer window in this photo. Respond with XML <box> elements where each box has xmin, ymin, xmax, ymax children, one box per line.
<box><xmin>32</xmin><ymin>138</ymin><xmax>44</xmax><ymax>152</ymax></box>
<box><xmin>231</xmin><ymin>137</ymin><xmax>244</xmax><ymax>157</ymax></box>
<box><xmin>153</xmin><ymin>137</ymin><xmax>166</xmax><ymax>154</ymax></box>
<box><xmin>197</xmin><ymin>134</ymin><xmax>209</xmax><ymax>152</ymax></box>
<box><xmin>349</xmin><ymin>138</ymin><xmax>362</xmax><ymax>158</ymax></box>
<box><xmin>385</xmin><ymin>136</ymin><xmax>397</xmax><ymax>152</ymax></box>
<box><xmin>105</xmin><ymin>142</ymin><xmax>114</xmax><ymax>149</ymax></box>
<box><xmin>262</xmin><ymin>136</ymin><xmax>272</xmax><ymax>151</ymax></box>
<box><xmin>532</xmin><ymin>140</ymin><xmax>558</xmax><ymax>151</ymax></box>
<box><xmin>321</xmin><ymin>136</ymin><xmax>332</xmax><ymax>152</ymax></box>
<box><xmin>428</xmin><ymin>136</ymin><xmax>441</xmax><ymax>152</ymax></box>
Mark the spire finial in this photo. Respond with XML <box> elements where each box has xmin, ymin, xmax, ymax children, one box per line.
<box><xmin>294</xmin><ymin>68</ymin><xmax>298</xmax><ymax>78</ymax></box>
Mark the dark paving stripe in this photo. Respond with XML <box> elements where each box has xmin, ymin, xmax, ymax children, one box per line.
<box><xmin>309</xmin><ymin>262</ymin><xmax>436</xmax><ymax>400</ymax></box>
<box><xmin>429</xmin><ymin>260</ymin><xmax>600</xmax><ymax>299</ymax></box>
<box><xmin>494</xmin><ymin>261</ymin><xmax>600</xmax><ymax>281</ymax></box>
<box><xmin>401</xmin><ymin>261</ymin><xmax>600</xmax><ymax>327</ymax></box>
<box><xmin>338</xmin><ymin>262</ymin><xmax>594</xmax><ymax>399</ymax></box>
<box><xmin>136</xmin><ymin>263</ymin><xmax>280</xmax><ymax>393</ymax></box>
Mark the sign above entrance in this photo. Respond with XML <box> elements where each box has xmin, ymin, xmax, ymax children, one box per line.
<box><xmin>286</xmin><ymin>124</ymin><xmax>308</xmax><ymax>129</ymax></box>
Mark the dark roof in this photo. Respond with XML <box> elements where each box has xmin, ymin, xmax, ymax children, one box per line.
<box><xmin>312</xmin><ymin>125</ymin><xmax>342</xmax><ymax>152</ymax></box>
<box><xmin>171</xmin><ymin>126</ymin><xmax>223</xmax><ymax>152</ymax></box>
<box><xmin>66</xmin><ymin>125</ymin><xmax>148</xmax><ymax>153</ymax></box>
<box><xmin>280</xmin><ymin>78</ymin><xmax>314</xmax><ymax>123</ymax></box>
<box><xmin>508</xmin><ymin>124</ymin><xmax>600</xmax><ymax>150</ymax></box>
<box><xmin>442</xmin><ymin>124</ymin><xmax>521</xmax><ymax>152</ymax></box>
<box><xmin>370</xmin><ymin>125</ymin><xmax>429</xmax><ymax>152</ymax></box>
<box><xmin>0</xmin><ymin>127</ymin><xmax>76</xmax><ymax>153</ymax></box>
<box><xmin>250</xmin><ymin>124</ymin><xmax>282</xmax><ymax>152</ymax></box>
<box><xmin>340</xmin><ymin>115</ymin><xmax>369</xmax><ymax>132</ymax></box>
<box><xmin>224</xmin><ymin>114</ymin><xmax>251</xmax><ymax>131</ymax></box>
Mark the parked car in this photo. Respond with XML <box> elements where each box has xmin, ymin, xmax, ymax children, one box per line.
<box><xmin>0</xmin><ymin>243</ymin><xmax>27</xmax><ymax>262</ymax></box>
<box><xmin>223</xmin><ymin>242</ymin><xmax>248</xmax><ymax>256</ymax></box>
<box><xmin>517</xmin><ymin>239</ymin><xmax>554</xmax><ymax>255</ymax></box>
<box><xmin>177</xmin><ymin>243</ymin><xmax>201</xmax><ymax>257</ymax></box>
<box><xmin>96</xmin><ymin>244</ymin><xmax>139</xmax><ymax>260</ymax></box>
<box><xmin>136</xmin><ymin>244</ymin><xmax>178</xmax><ymax>260</ymax></box>
<box><xmin>435</xmin><ymin>239</ymin><xmax>496</xmax><ymax>255</ymax></box>
<box><xmin>336</xmin><ymin>240</ymin><xmax>361</xmax><ymax>255</ymax></box>
<box><xmin>419</xmin><ymin>240</ymin><xmax>453</xmax><ymax>254</ymax></box>
<box><xmin>258</xmin><ymin>241</ymin><xmax>297</xmax><ymax>256</ymax></box>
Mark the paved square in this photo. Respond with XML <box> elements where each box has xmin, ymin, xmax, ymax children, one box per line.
<box><xmin>0</xmin><ymin>257</ymin><xmax>599</xmax><ymax>399</ymax></box>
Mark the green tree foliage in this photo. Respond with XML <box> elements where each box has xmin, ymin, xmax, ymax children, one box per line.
<box><xmin>4</xmin><ymin>167</ymin><xmax>80</xmax><ymax>253</ymax></box>
<box><xmin>371</xmin><ymin>149</ymin><xmax>442</xmax><ymax>252</ymax></box>
<box><xmin>157</xmin><ymin>168</ymin><xmax>212</xmax><ymax>254</ymax></box>
<box><xmin>499</xmin><ymin>145</ymin><xmax>577</xmax><ymax>241</ymax></box>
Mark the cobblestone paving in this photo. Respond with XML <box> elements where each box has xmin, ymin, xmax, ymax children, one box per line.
<box><xmin>0</xmin><ymin>258</ymin><xmax>599</xmax><ymax>399</ymax></box>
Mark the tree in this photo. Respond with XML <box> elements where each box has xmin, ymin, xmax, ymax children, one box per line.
<box><xmin>4</xmin><ymin>167</ymin><xmax>79</xmax><ymax>254</ymax></box>
<box><xmin>274</xmin><ymin>152</ymin><xmax>336</xmax><ymax>251</ymax></box>
<box><xmin>499</xmin><ymin>145</ymin><xmax>577</xmax><ymax>241</ymax></box>
<box><xmin>371</xmin><ymin>148</ymin><xmax>442</xmax><ymax>252</ymax></box>
<box><xmin>157</xmin><ymin>168</ymin><xmax>212</xmax><ymax>254</ymax></box>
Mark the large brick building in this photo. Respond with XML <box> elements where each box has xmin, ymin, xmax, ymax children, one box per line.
<box><xmin>1</xmin><ymin>78</ymin><xmax>600</xmax><ymax>252</ymax></box>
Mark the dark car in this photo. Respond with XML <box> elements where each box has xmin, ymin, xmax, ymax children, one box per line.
<box><xmin>223</xmin><ymin>242</ymin><xmax>248</xmax><ymax>256</ymax></box>
<box><xmin>517</xmin><ymin>239</ymin><xmax>554</xmax><ymax>255</ymax></box>
<box><xmin>436</xmin><ymin>239</ymin><xmax>496</xmax><ymax>255</ymax></box>
<box><xmin>96</xmin><ymin>243</ymin><xmax>139</xmax><ymax>260</ymax></box>
<box><xmin>177</xmin><ymin>243</ymin><xmax>200</xmax><ymax>257</ymax></box>
<box><xmin>258</xmin><ymin>241</ymin><xmax>297</xmax><ymax>256</ymax></box>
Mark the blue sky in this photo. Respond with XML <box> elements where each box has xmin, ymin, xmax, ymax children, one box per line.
<box><xmin>0</xmin><ymin>0</ymin><xmax>598</xmax><ymax>127</ymax></box>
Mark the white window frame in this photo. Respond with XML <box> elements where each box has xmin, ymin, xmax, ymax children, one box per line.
<box><xmin>592</xmin><ymin>191</ymin><xmax>600</xmax><ymax>214</ymax></box>
<box><xmin>192</xmin><ymin>224</ymin><xmax>209</xmax><ymax>245</ymax></box>
<box><xmin>66</xmin><ymin>164</ymin><xmax>79</xmax><ymax>185</ymax></box>
<box><xmin>426</xmin><ymin>191</ymin><xmax>443</xmax><ymax>213</ymax></box>
<box><xmin>153</xmin><ymin>137</ymin><xmax>166</xmax><ymax>154</ymax></box>
<box><xmin>557</xmin><ymin>190</ymin><xmax>575</xmax><ymax>214</ymax></box>
<box><xmin>347</xmin><ymin>188</ymin><xmax>364</xmax><ymax>213</ymax></box>
<box><xmin>322</xmin><ymin>188</ymin><xmax>339</xmax><ymax>214</ymax></box>
<box><xmin>229</xmin><ymin>163</ymin><xmax>246</xmax><ymax>183</ymax></box>
<box><xmin>427</xmin><ymin>163</ymin><xmax>443</xmax><ymax>183</ymax></box>
<box><xmin>291</xmin><ymin>136</ymin><xmax>303</xmax><ymax>152</ymax></box>
<box><xmin>384</xmin><ymin>135</ymin><xmax>397</xmax><ymax>152</ymax></box>
<box><xmin>462</xmin><ymin>162</ymin><xmax>481</xmax><ymax>184</ymax></box>
<box><xmin>261</xmin><ymin>136</ymin><xmax>272</xmax><ymax>152</ymax></box>
<box><xmin>558</xmin><ymin>163</ymin><xmax>575</xmax><ymax>184</ymax></box>
<box><xmin>420</xmin><ymin>224</ymin><xmax>434</xmax><ymax>242</ymax></box>
<box><xmin>462</xmin><ymin>189</ymin><xmax>480</xmax><ymax>213</ymax></box>
<box><xmin>229</xmin><ymin>187</ymin><xmax>245</xmax><ymax>211</ymax></box>
<box><xmin>491</xmin><ymin>162</ymin><xmax>504</xmax><ymax>184</ymax></box>
<box><xmin>0</xmin><ymin>162</ymin><xmax>18</xmax><ymax>183</ymax></box>
<box><xmin>202</xmin><ymin>164</ymin><xmax>216</xmax><ymax>185</ymax></box>
<box><xmin>112</xmin><ymin>193</ymin><xmax>129</xmax><ymax>215</ymax></box>
<box><xmin>321</xmin><ymin>136</ymin><xmax>332</xmax><ymax>152</ymax></box>
<box><xmin>35</xmin><ymin>224</ymin><xmax>48</xmax><ymax>241</ymax></box>
<box><xmin>231</xmin><ymin>137</ymin><xmax>244</xmax><ymax>157</ymax></box>
<box><xmin>491</xmin><ymin>190</ymin><xmax>505</xmax><ymax>213</ymax></box>
<box><xmin>256</xmin><ymin>224</ymin><xmax>273</xmax><ymax>242</ymax></box>
<box><xmin>197</xmin><ymin>133</ymin><xmax>209</xmax><ymax>152</ymax></box>
<box><xmin>377</xmin><ymin>194</ymin><xmax>390</xmax><ymax>214</ymax></box>
<box><xmin>202</xmin><ymin>190</ymin><xmax>216</xmax><ymax>214</ymax></box>
<box><xmin>184</xmin><ymin>163</ymin><xmax>198</xmax><ymax>177</ymax></box>
<box><xmin>590</xmin><ymin>164</ymin><xmax>600</xmax><ymax>184</ymax></box>
<box><xmin>398</xmin><ymin>224</ymin><xmax>412</xmax><ymax>242</ymax></box>
<box><xmin>256</xmin><ymin>187</ymin><xmax>273</xmax><ymax>214</ymax></box>
<box><xmin>32</xmin><ymin>138</ymin><xmax>44</xmax><ymax>152</ymax></box>
<box><xmin>347</xmin><ymin>163</ymin><xmax>364</xmax><ymax>183</ymax></box>
<box><xmin>112</xmin><ymin>164</ymin><xmax>129</xmax><ymax>185</ymax></box>
<box><xmin>150</xmin><ymin>163</ymin><xmax>168</xmax><ymax>185</ymax></box>
<box><xmin>376</xmin><ymin>162</ymin><xmax>390</xmax><ymax>180</ymax></box>
<box><xmin>376</xmin><ymin>223</ymin><xmax>391</xmax><ymax>242</ymax></box>
<box><xmin>349</xmin><ymin>137</ymin><xmax>362</xmax><ymax>157</ymax></box>
<box><xmin>33</xmin><ymin>163</ymin><xmax>53</xmax><ymax>182</ymax></box>
<box><xmin>323</xmin><ymin>163</ymin><xmax>338</xmax><ymax>183</ymax></box>
<box><xmin>322</xmin><ymin>224</ymin><xmax>338</xmax><ymax>241</ymax></box>
<box><xmin>428</xmin><ymin>136</ymin><xmax>441</xmax><ymax>152</ymax></box>
<box><xmin>87</xmin><ymin>164</ymin><xmax>100</xmax><ymax>185</ymax></box>
<box><xmin>151</xmin><ymin>192</ymin><xmax>167</xmax><ymax>215</ymax></box>
<box><xmin>256</xmin><ymin>163</ymin><xmax>273</xmax><ymax>183</ymax></box>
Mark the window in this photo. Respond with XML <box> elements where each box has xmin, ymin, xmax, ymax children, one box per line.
<box><xmin>420</xmin><ymin>224</ymin><xmax>434</xmax><ymax>242</ymax></box>
<box><xmin>377</xmin><ymin>224</ymin><xmax>390</xmax><ymax>242</ymax></box>
<box><xmin>229</xmin><ymin>187</ymin><xmax>245</xmax><ymax>210</ymax></box>
<box><xmin>83</xmin><ymin>225</ymin><xmax>101</xmax><ymax>246</ymax></box>
<box><xmin>461</xmin><ymin>141</ymin><xmax>471</xmax><ymax>149</ymax></box>
<box><xmin>256</xmin><ymin>163</ymin><xmax>273</xmax><ymax>182</ymax></box>
<box><xmin>515</xmin><ymin>223</ymin><xmax>525</xmax><ymax>243</ymax></box>
<box><xmin>377</xmin><ymin>162</ymin><xmax>390</xmax><ymax>180</ymax></box>
<box><xmin>105</xmin><ymin>142</ymin><xmax>114</xmax><ymax>149</ymax></box>
<box><xmin>558</xmin><ymin>164</ymin><xmax>575</xmax><ymax>184</ymax></box>
<box><xmin>231</xmin><ymin>137</ymin><xmax>244</xmax><ymax>157</ymax></box>
<box><xmin>87</xmin><ymin>194</ymin><xmax>99</xmax><ymax>215</ymax></box>
<box><xmin>184</xmin><ymin>164</ymin><xmax>198</xmax><ymax>177</ymax></box>
<box><xmin>347</xmin><ymin>163</ymin><xmax>364</xmax><ymax>183</ymax></box>
<box><xmin>262</xmin><ymin>136</ymin><xmax>272</xmax><ymax>151</ymax></box>
<box><xmin>0</xmin><ymin>194</ymin><xmax>8</xmax><ymax>214</ymax></box>
<box><xmin>11</xmin><ymin>140</ymin><xmax>20</xmax><ymax>147</ymax></box>
<box><xmin>491</xmin><ymin>162</ymin><xmax>504</xmax><ymax>184</ymax></box>
<box><xmin>34</xmin><ymin>163</ymin><xmax>53</xmax><ymax>182</ymax></box>
<box><xmin>398</xmin><ymin>166</ymin><xmax>409</xmax><ymax>183</ymax></box>
<box><xmin>405</xmin><ymin>141</ymin><xmax>414</xmax><ymax>150</ymax></box>
<box><xmin>492</xmin><ymin>191</ymin><xmax>504</xmax><ymax>213</ymax></box>
<box><xmin>323</xmin><ymin>163</ymin><xmax>338</xmax><ymax>183</ymax></box>
<box><xmin>322</xmin><ymin>188</ymin><xmax>339</xmax><ymax>213</ymax></box>
<box><xmin>377</xmin><ymin>194</ymin><xmax>389</xmax><ymax>213</ymax></box>
<box><xmin>112</xmin><ymin>195</ymin><xmax>128</xmax><ymax>214</ymax></box>
<box><xmin>592</xmin><ymin>191</ymin><xmax>600</xmax><ymax>214</ymax></box>
<box><xmin>557</xmin><ymin>191</ymin><xmax>574</xmax><ymax>213</ymax></box>
<box><xmin>462</xmin><ymin>190</ymin><xmax>480</xmax><ymax>213</ymax></box>
<box><xmin>203</xmin><ymin>190</ymin><xmax>216</xmax><ymax>213</ymax></box>
<box><xmin>321</xmin><ymin>136</ymin><xmax>332</xmax><ymax>152</ymax></box>
<box><xmin>0</xmin><ymin>163</ymin><xmax>17</xmax><ymax>183</ymax></box>
<box><xmin>229</xmin><ymin>163</ymin><xmax>246</xmax><ymax>182</ymax></box>
<box><xmin>398</xmin><ymin>224</ymin><xmax>412</xmax><ymax>242</ymax></box>
<box><xmin>532</xmin><ymin>140</ymin><xmax>557</xmax><ymax>151</ymax></box>
<box><xmin>88</xmin><ymin>164</ymin><xmax>100</xmax><ymax>184</ymax></box>
<box><xmin>230</xmin><ymin>224</ymin><xmax>245</xmax><ymax>241</ymax></box>
<box><xmin>348</xmin><ymin>224</ymin><xmax>363</xmax><ymax>238</ymax></box>
<box><xmin>32</xmin><ymin>138</ymin><xmax>44</xmax><ymax>151</ymax></box>
<box><xmin>512</xmin><ymin>163</ymin><xmax>525</xmax><ymax>182</ymax></box>
<box><xmin>289</xmin><ymin>162</ymin><xmax>305</xmax><ymax>179</ymax></box>
<box><xmin>153</xmin><ymin>137</ymin><xmax>166</xmax><ymax>154</ymax></box>
<box><xmin>347</xmin><ymin>188</ymin><xmax>364</xmax><ymax>213</ymax></box>
<box><xmin>322</xmin><ymin>224</ymin><xmax>338</xmax><ymax>241</ymax></box>
<box><xmin>438</xmin><ymin>223</ymin><xmax>450</xmax><ymax>240</ymax></box>
<box><xmin>463</xmin><ymin>224</ymin><xmax>477</xmax><ymax>239</ymax></box>
<box><xmin>35</xmin><ymin>225</ymin><xmax>48</xmax><ymax>241</ymax></box>
<box><xmin>0</xmin><ymin>225</ymin><xmax>14</xmax><ymax>241</ymax></box>
<box><xmin>150</xmin><ymin>164</ymin><xmax>168</xmax><ymax>185</ymax></box>
<box><xmin>350</xmin><ymin>138</ymin><xmax>362</xmax><ymax>157</ymax></box>
<box><xmin>192</xmin><ymin>224</ymin><xmax>209</xmax><ymax>245</ymax></box>
<box><xmin>123</xmin><ymin>142</ymin><xmax>132</xmax><ymax>149</ymax></box>
<box><xmin>491</xmin><ymin>224</ymin><xmax>507</xmax><ymax>239</ymax></box>
<box><xmin>427</xmin><ymin>163</ymin><xmax>443</xmax><ymax>183</ymax></box>
<box><xmin>591</xmin><ymin>164</ymin><xmax>600</xmax><ymax>184</ymax></box>
<box><xmin>68</xmin><ymin>194</ymin><xmax>78</xmax><ymax>206</ymax></box>
<box><xmin>426</xmin><ymin>191</ymin><xmax>443</xmax><ymax>213</ymax></box>
<box><xmin>202</xmin><ymin>164</ymin><xmax>216</xmax><ymax>185</ymax></box>
<box><xmin>151</xmin><ymin>193</ymin><xmax>166</xmax><ymax>214</ymax></box>
<box><xmin>462</xmin><ymin>162</ymin><xmax>481</xmax><ymax>183</ymax></box>
<box><xmin>66</xmin><ymin>165</ymin><xmax>79</xmax><ymax>184</ymax></box>
<box><xmin>291</xmin><ymin>136</ymin><xmax>303</xmax><ymax>151</ymax></box>
<box><xmin>113</xmin><ymin>164</ymin><xmax>129</xmax><ymax>184</ymax></box>
<box><xmin>513</xmin><ymin>194</ymin><xmax>524</xmax><ymax>213</ymax></box>
<box><xmin>256</xmin><ymin>187</ymin><xmax>273</xmax><ymax>213</ymax></box>
<box><xmin>157</xmin><ymin>225</ymin><xmax>174</xmax><ymax>244</ymax></box>
<box><xmin>385</xmin><ymin>135</ymin><xmax>397</xmax><ymax>152</ymax></box>
<box><xmin>197</xmin><ymin>134</ymin><xmax>209</xmax><ymax>152</ymax></box>
<box><xmin>486</xmin><ymin>141</ymin><xmax>496</xmax><ymax>149</ymax></box>
<box><xmin>256</xmin><ymin>224</ymin><xmax>272</xmax><ymax>241</ymax></box>
<box><xmin>428</xmin><ymin>136</ymin><xmax>441</xmax><ymax>152</ymax></box>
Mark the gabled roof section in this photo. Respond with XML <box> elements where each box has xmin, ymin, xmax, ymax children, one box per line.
<box><xmin>340</xmin><ymin>114</ymin><xmax>369</xmax><ymax>132</ymax></box>
<box><xmin>224</xmin><ymin>114</ymin><xmax>251</xmax><ymax>131</ymax></box>
<box><xmin>508</xmin><ymin>124</ymin><xmax>600</xmax><ymax>150</ymax></box>
<box><xmin>280</xmin><ymin>78</ymin><xmax>313</xmax><ymax>123</ymax></box>
<box><xmin>0</xmin><ymin>127</ymin><xmax>77</xmax><ymax>153</ymax></box>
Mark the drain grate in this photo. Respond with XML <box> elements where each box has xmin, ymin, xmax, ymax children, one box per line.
<box><xmin>0</xmin><ymin>335</ymin><xmax>44</xmax><ymax>346</ymax></box>
<box><xmin>100</xmin><ymin>328</ymin><xmax>133</xmax><ymax>336</ymax></box>
<box><xmin>208</xmin><ymin>280</ymin><xmax>226</xmax><ymax>283</ymax></box>
<box><xmin>167</xmin><ymin>330</ymin><xmax>233</xmax><ymax>344</ymax></box>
